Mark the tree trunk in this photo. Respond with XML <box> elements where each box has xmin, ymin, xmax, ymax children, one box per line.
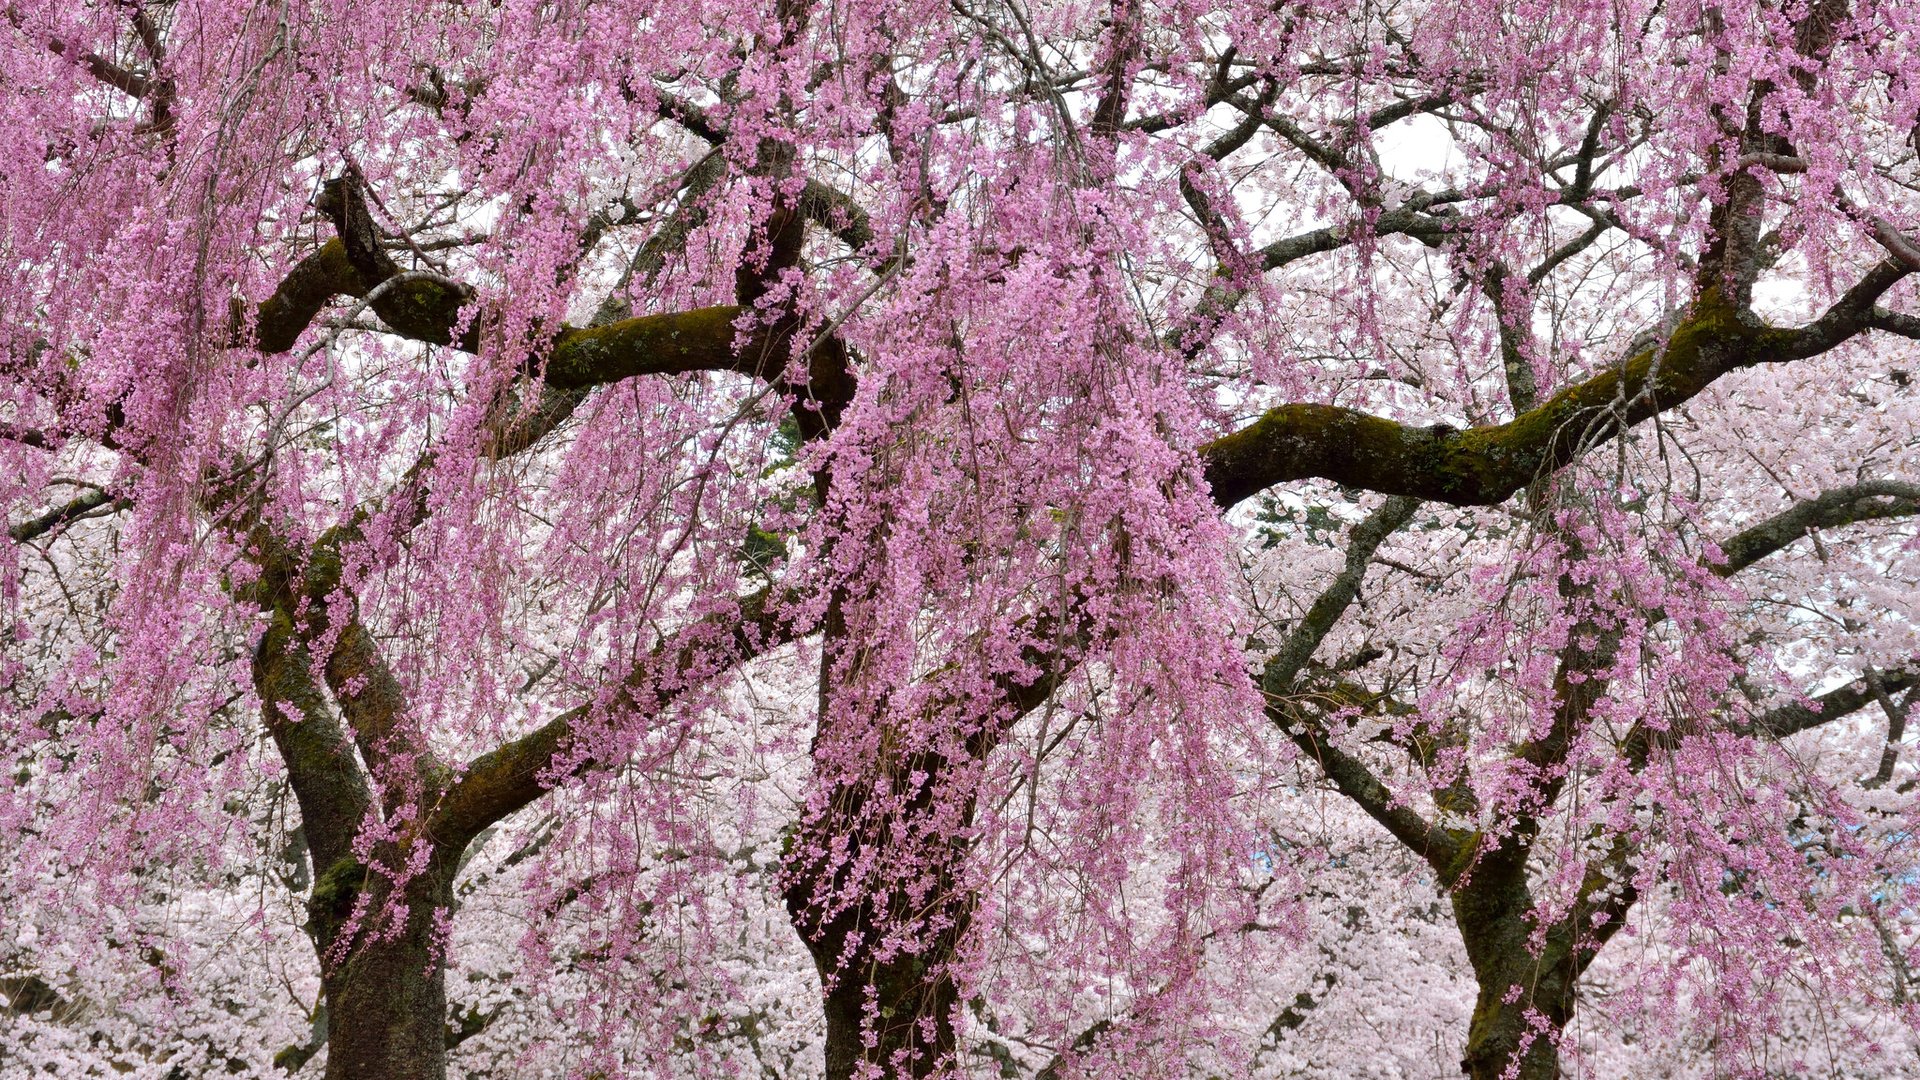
<box><xmin>783</xmin><ymin>741</ymin><xmax>972</xmax><ymax>1080</ymax></box>
<box><xmin>807</xmin><ymin>911</ymin><xmax>964</xmax><ymax>1080</ymax></box>
<box><xmin>308</xmin><ymin>852</ymin><xmax>456</xmax><ymax>1080</ymax></box>
<box><xmin>1459</xmin><ymin>973</ymin><xmax>1568</xmax><ymax>1080</ymax></box>
<box><xmin>784</xmin><ymin>820</ymin><xmax>971</xmax><ymax>1080</ymax></box>
<box><xmin>1452</xmin><ymin>870</ymin><xmax>1575</xmax><ymax>1080</ymax></box>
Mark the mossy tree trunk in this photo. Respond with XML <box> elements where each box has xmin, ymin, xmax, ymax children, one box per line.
<box><xmin>307</xmin><ymin>853</ymin><xmax>459</xmax><ymax>1080</ymax></box>
<box><xmin>1450</xmin><ymin>849</ymin><xmax>1604</xmax><ymax>1080</ymax></box>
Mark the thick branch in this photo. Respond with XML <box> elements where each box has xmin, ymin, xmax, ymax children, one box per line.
<box><xmin>8</xmin><ymin>489</ymin><xmax>124</xmax><ymax>542</ymax></box>
<box><xmin>248</xmin><ymin>527</ymin><xmax>445</xmax><ymax>800</ymax></box>
<box><xmin>431</xmin><ymin>588</ymin><xmax>791</xmax><ymax>848</ymax></box>
<box><xmin>245</xmin><ymin>239</ymin><xmax>364</xmax><ymax>352</ymax></box>
<box><xmin>543</xmin><ymin>305</ymin><xmax>789</xmax><ymax>387</ymax></box>
<box><xmin>1258</xmin><ymin>206</ymin><xmax>1451</xmax><ymax>272</ymax></box>
<box><xmin>252</xmin><ymin>611</ymin><xmax>373</xmax><ymax>875</ymax></box>
<box><xmin>1716</xmin><ymin>481</ymin><xmax>1920</xmax><ymax>575</ymax></box>
<box><xmin>257</xmin><ymin>175</ymin><xmax>823</xmax><ymax>399</ymax></box>
<box><xmin>1742</xmin><ymin>665</ymin><xmax>1920</xmax><ymax>740</ymax></box>
<box><xmin>1202</xmin><ymin>274</ymin><xmax>1907</xmax><ymax>509</ymax></box>
<box><xmin>312</xmin><ymin>173</ymin><xmax>477</xmax><ymax>349</ymax></box>
<box><xmin>322</xmin><ymin>619</ymin><xmax>449</xmax><ymax>802</ymax></box>
<box><xmin>1869</xmin><ymin>306</ymin><xmax>1920</xmax><ymax>339</ymax></box>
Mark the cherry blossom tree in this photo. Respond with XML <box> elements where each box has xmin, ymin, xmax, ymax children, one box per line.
<box><xmin>4</xmin><ymin>1</ymin><xmax>1920</xmax><ymax>1079</ymax></box>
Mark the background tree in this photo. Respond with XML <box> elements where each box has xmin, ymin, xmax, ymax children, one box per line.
<box><xmin>4</xmin><ymin>1</ymin><xmax>1920</xmax><ymax>1079</ymax></box>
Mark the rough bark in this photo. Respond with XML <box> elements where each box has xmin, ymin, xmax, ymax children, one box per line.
<box><xmin>784</xmin><ymin>628</ymin><xmax>1066</xmax><ymax>1080</ymax></box>
<box><xmin>1201</xmin><ymin>268</ymin><xmax>1909</xmax><ymax>509</ymax></box>
<box><xmin>795</xmin><ymin>886</ymin><xmax>967</xmax><ymax>1080</ymax></box>
<box><xmin>309</xmin><ymin>855</ymin><xmax>458</xmax><ymax>1080</ymax></box>
<box><xmin>1452</xmin><ymin>861</ymin><xmax>1575</xmax><ymax>1080</ymax></box>
<box><xmin>782</xmin><ymin>725</ymin><xmax>974</xmax><ymax>1080</ymax></box>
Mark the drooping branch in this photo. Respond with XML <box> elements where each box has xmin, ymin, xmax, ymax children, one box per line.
<box><xmin>591</xmin><ymin>151</ymin><xmax>727</xmax><ymax>326</ymax></box>
<box><xmin>1546</xmin><ymin>659</ymin><xmax>1915</xmax><ymax>988</ymax></box>
<box><xmin>1550</xmin><ymin>827</ymin><xmax>1641</xmax><ymax>984</ymax></box>
<box><xmin>1607</xmin><ymin>478</ymin><xmax>1920</xmax><ymax>766</ymax></box>
<box><xmin>1512</xmin><ymin>500</ymin><xmax>1632</xmax><ymax>815</ymax></box>
<box><xmin>231</xmin><ymin>168</ymin><xmax>849</xmax><ymax>849</ymax></box>
<box><xmin>1167</xmin><ymin>203</ymin><xmax>1452</xmax><ymax>358</ymax></box>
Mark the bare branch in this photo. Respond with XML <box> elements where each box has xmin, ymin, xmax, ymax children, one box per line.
<box><xmin>1742</xmin><ymin>665</ymin><xmax>1920</xmax><ymax>740</ymax></box>
<box><xmin>1716</xmin><ymin>481</ymin><xmax>1920</xmax><ymax>575</ymax></box>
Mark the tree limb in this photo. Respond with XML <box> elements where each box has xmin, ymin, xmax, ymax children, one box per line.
<box><xmin>1201</xmin><ymin>272</ymin><xmax>1908</xmax><ymax>509</ymax></box>
<box><xmin>1716</xmin><ymin>481</ymin><xmax>1920</xmax><ymax>575</ymax></box>
<box><xmin>430</xmin><ymin>587</ymin><xmax>791</xmax><ymax>848</ymax></box>
<box><xmin>8</xmin><ymin>489</ymin><xmax>125</xmax><ymax>543</ymax></box>
<box><xmin>1741</xmin><ymin>665</ymin><xmax>1920</xmax><ymax>739</ymax></box>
